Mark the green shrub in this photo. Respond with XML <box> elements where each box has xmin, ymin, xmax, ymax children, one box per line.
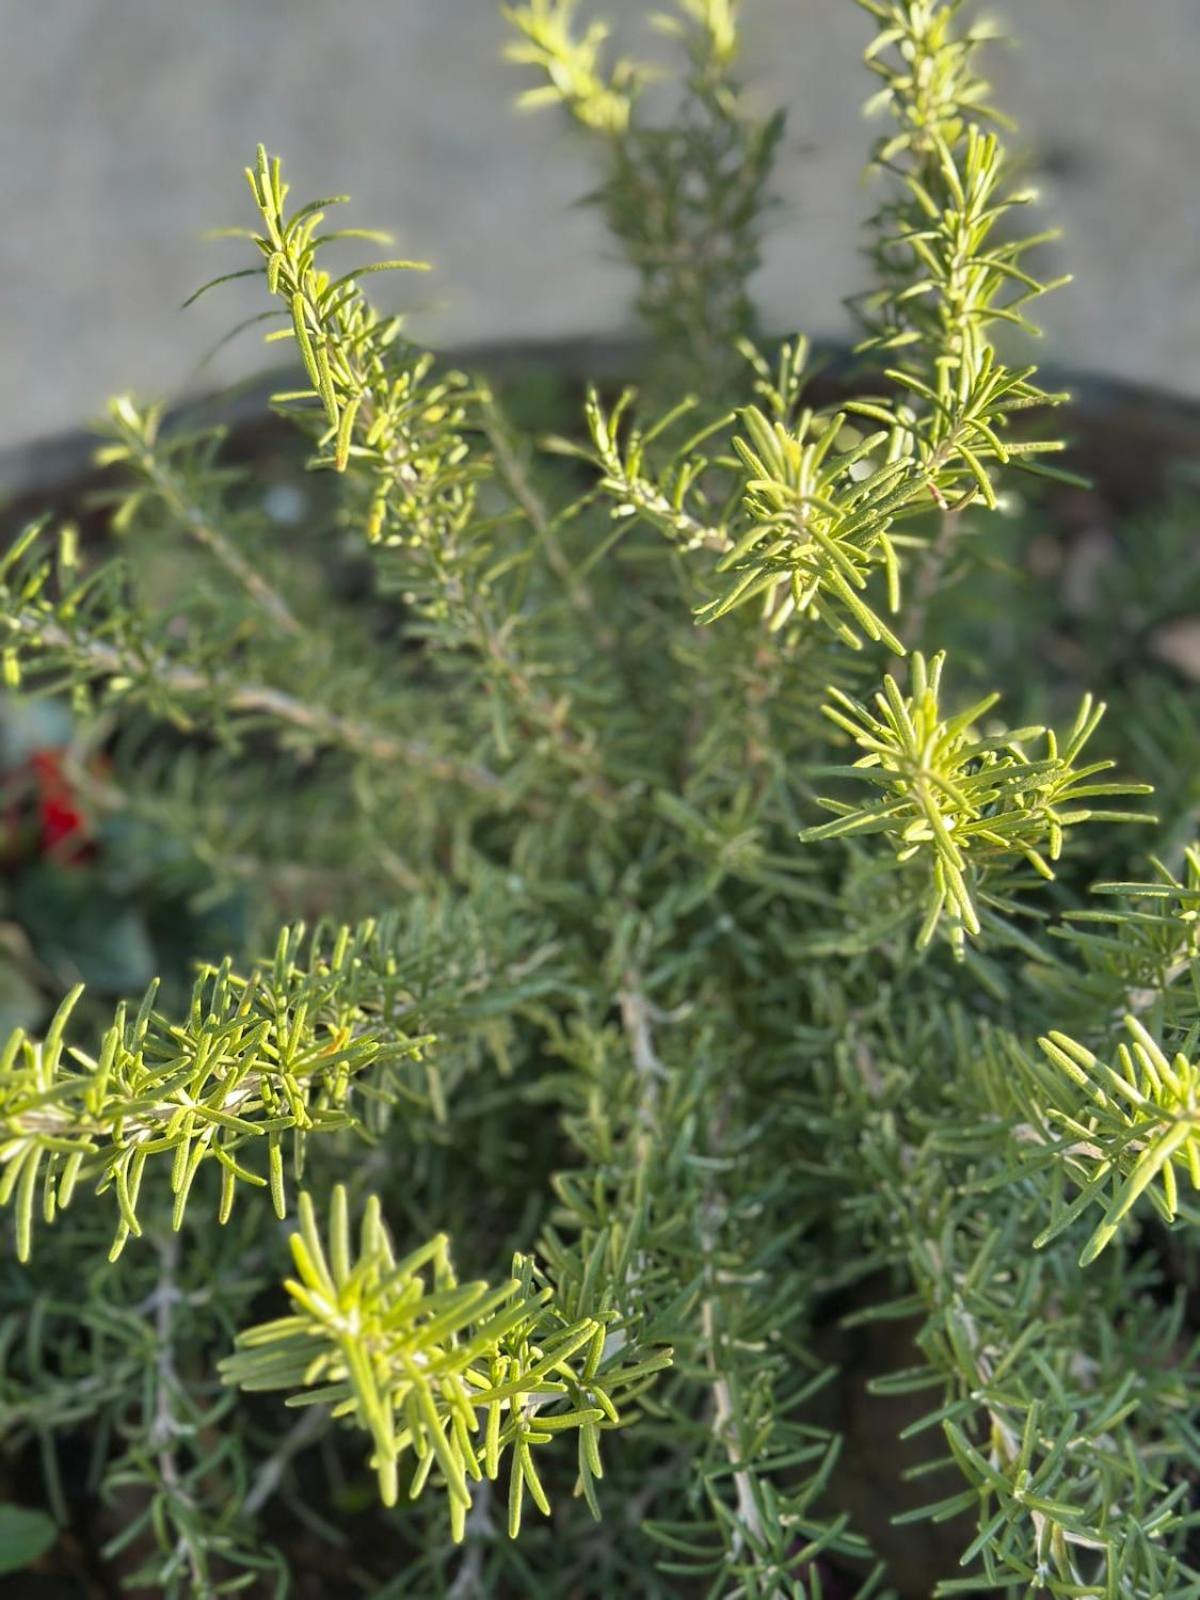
<box><xmin>1</xmin><ymin>3</ymin><xmax>1197</xmax><ymax>1595</ymax></box>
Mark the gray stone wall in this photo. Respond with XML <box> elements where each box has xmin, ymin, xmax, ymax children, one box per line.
<box><xmin>2</xmin><ymin>1</ymin><xmax>1198</xmax><ymax>445</ymax></box>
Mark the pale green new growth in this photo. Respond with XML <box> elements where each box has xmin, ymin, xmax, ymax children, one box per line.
<box><xmin>506</xmin><ymin>0</ymin><xmax>783</xmax><ymax>389</ymax></box>
<box><xmin>561</xmin><ymin>0</ymin><xmax>1074</xmax><ymax>653</ymax></box>
<box><xmin>503</xmin><ymin>0</ymin><xmax>641</xmax><ymax>133</ymax></box>
<box><xmin>236</xmin><ymin>145</ymin><xmax>481</xmax><ymax>549</ymax></box>
<box><xmin>221</xmin><ymin>1186</ymin><xmax>669</xmax><ymax>1539</ymax></box>
<box><xmin>0</xmin><ymin>923</ymin><xmax>431</xmax><ymax>1261</ymax></box>
<box><xmin>0</xmin><ymin>2</ymin><xmax>1195</xmax><ymax>1596</ymax></box>
<box><xmin>802</xmin><ymin>651</ymin><xmax>1151</xmax><ymax>947</ymax></box>
<box><xmin>1030</xmin><ymin>1015</ymin><xmax>1200</xmax><ymax>1264</ymax></box>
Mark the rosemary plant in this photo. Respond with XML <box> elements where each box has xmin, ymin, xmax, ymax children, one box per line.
<box><xmin>1</xmin><ymin>2</ymin><xmax>1196</xmax><ymax>1596</ymax></box>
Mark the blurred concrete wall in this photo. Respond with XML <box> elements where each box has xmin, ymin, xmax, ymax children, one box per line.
<box><xmin>2</xmin><ymin>1</ymin><xmax>1198</xmax><ymax>447</ymax></box>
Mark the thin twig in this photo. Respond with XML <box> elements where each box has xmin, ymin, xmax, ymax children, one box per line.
<box><xmin>136</xmin><ymin>445</ymin><xmax>302</xmax><ymax>637</ymax></box>
<box><xmin>243</xmin><ymin>1407</ymin><xmax>329</xmax><ymax>1519</ymax></box>
<box><xmin>148</xmin><ymin>1233</ymin><xmax>205</xmax><ymax>1589</ymax></box>
<box><xmin>903</xmin><ymin>503</ymin><xmax>963</xmax><ymax>651</ymax></box>
<box><xmin>483</xmin><ymin>402</ymin><xmax>598</xmax><ymax>624</ymax></box>
<box><xmin>7</xmin><ymin>609</ymin><xmax>505</xmax><ymax>797</ymax></box>
<box><xmin>617</xmin><ymin>982</ymin><xmax>769</xmax><ymax>1569</ymax></box>
<box><xmin>699</xmin><ymin>1290</ymin><xmax>767</xmax><ymax>1556</ymax></box>
<box><xmin>618</xmin><ymin>980</ymin><xmax>669</xmax><ymax>1125</ymax></box>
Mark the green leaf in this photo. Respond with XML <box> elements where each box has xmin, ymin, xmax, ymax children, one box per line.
<box><xmin>0</xmin><ymin>1504</ymin><xmax>57</xmax><ymax>1575</ymax></box>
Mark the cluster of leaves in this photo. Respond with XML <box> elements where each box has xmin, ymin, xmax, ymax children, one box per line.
<box><xmin>1018</xmin><ymin>1010</ymin><xmax>1200</xmax><ymax>1265</ymax></box>
<box><xmin>222</xmin><ymin>1186</ymin><xmax>669</xmax><ymax>1539</ymax></box>
<box><xmin>0</xmin><ymin>921</ymin><xmax>432</xmax><ymax>1263</ymax></box>
<box><xmin>564</xmin><ymin>5</ymin><xmax>1080</xmax><ymax>656</ymax></box>
<box><xmin>801</xmin><ymin>651</ymin><xmax>1149</xmax><ymax>946</ymax></box>
<box><xmin>0</xmin><ymin>2</ymin><xmax>1197</xmax><ymax>1597</ymax></box>
<box><xmin>504</xmin><ymin>0</ymin><xmax>783</xmax><ymax>391</ymax></box>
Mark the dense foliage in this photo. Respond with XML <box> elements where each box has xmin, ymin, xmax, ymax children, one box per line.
<box><xmin>1</xmin><ymin>2</ymin><xmax>1197</xmax><ymax>1595</ymax></box>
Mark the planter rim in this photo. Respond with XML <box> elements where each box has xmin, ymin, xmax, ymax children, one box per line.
<box><xmin>2</xmin><ymin>335</ymin><xmax>1197</xmax><ymax>513</ymax></box>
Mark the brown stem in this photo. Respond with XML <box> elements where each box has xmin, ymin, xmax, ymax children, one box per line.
<box><xmin>7</xmin><ymin>610</ymin><xmax>505</xmax><ymax>798</ymax></box>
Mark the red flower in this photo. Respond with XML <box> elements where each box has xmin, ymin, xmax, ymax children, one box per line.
<box><xmin>28</xmin><ymin>749</ymin><xmax>93</xmax><ymax>862</ymax></box>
